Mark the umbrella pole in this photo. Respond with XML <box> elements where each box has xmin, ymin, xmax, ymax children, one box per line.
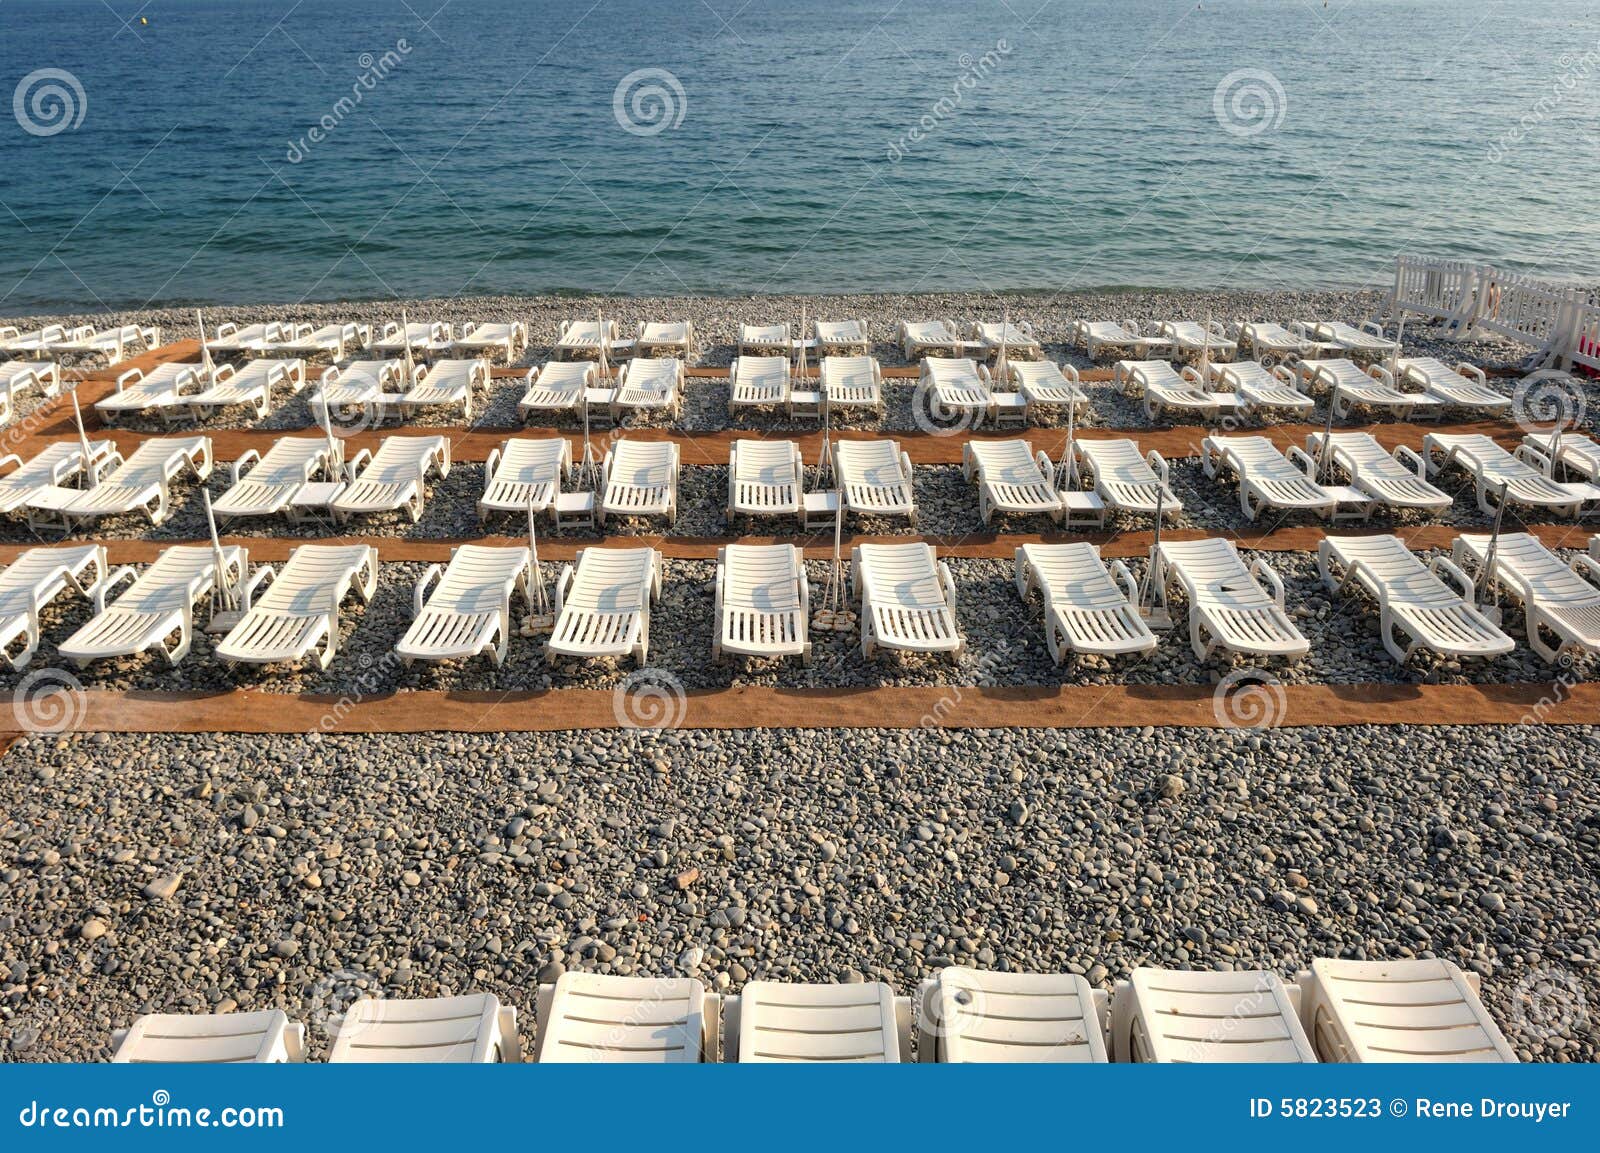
<box><xmin>70</xmin><ymin>393</ymin><xmax>100</xmax><ymax>489</ymax></box>
<box><xmin>1476</xmin><ymin>481</ymin><xmax>1509</xmax><ymax>625</ymax></box>
<box><xmin>523</xmin><ymin>492</ymin><xmax>555</xmax><ymax>634</ymax></box>
<box><xmin>1139</xmin><ymin>490</ymin><xmax>1173</xmax><ymax>629</ymax></box>
<box><xmin>201</xmin><ymin>490</ymin><xmax>245</xmax><ymax>632</ymax></box>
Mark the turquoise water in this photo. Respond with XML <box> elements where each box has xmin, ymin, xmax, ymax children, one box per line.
<box><xmin>1</xmin><ymin>0</ymin><xmax>1597</xmax><ymax>309</ymax></box>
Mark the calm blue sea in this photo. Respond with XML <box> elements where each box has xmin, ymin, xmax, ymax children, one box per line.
<box><xmin>1</xmin><ymin>0</ymin><xmax>1597</xmax><ymax>309</ymax></box>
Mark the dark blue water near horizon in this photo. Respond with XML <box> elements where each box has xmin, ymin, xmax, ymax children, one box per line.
<box><xmin>1</xmin><ymin>0</ymin><xmax>1597</xmax><ymax>311</ymax></box>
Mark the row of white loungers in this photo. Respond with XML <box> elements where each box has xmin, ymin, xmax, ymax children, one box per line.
<box><xmin>95</xmin><ymin>360</ymin><xmax>308</xmax><ymax>425</ymax></box>
<box><xmin>110</xmin><ymin>957</ymin><xmax>1518</xmax><ymax>1064</ymax></box>
<box><xmin>1076</xmin><ymin>319</ymin><xmax>1399</xmax><ymax>365</ymax></box>
<box><xmin>0</xmin><ymin>323</ymin><xmax>161</xmax><ymax>365</ymax></box>
<box><xmin>553</xmin><ymin>319</ymin><xmax>694</xmax><ymax>360</ymax></box>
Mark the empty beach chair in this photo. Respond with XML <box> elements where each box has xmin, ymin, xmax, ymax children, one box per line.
<box><xmin>1453</xmin><ymin>532</ymin><xmax>1600</xmax><ymax>663</ymax></box>
<box><xmin>1235</xmin><ymin>320</ymin><xmax>1317</xmax><ymax>363</ymax></box>
<box><xmin>112</xmin><ymin>1010</ymin><xmax>305</xmax><ymax>1064</ymax></box>
<box><xmin>480</xmin><ymin>437</ymin><xmax>571</xmax><ymax>521</ymax></box>
<box><xmin>547</xmin><ymin>546</ymin><xmax>662</xmax><ymax>665</ymax></box>
<box><xmin>1070</xmin><ymin>319</ymin><xmax>1172</xmax><ymax>360</ymax></box>
<box><xmin>0</xmin><ymin>440</ymin><xmax>116</xmax><ymax>516</ymax></box>
<box><xmin>1395</xmin><ymin>357</ymin><xmax>1511</xmax><ymax>414</ymax></box>
<box><xmin>613</xmin><ymin>357</ymin><xmax>683</xmax><ymax>420</ymax></box>
<box><xmin>1525</xmin><ymin>431</ymin><xmax>1600</xmax><ymax>483</ymax></box>
<box><xmin>835</xmin><ymin>439</ymin><xmax>916</xmax><ymax>524</ymax></box>
<box><xmin>268</xmin><ymin>321</ymin><xmax>371</xmax><ymax>361</ymax></box>
<box><xmin>1423</xmin><ymin>432</ymin><xmax>1600</xmax><ymax>518</ymax></box>
<box><xmin>814</xmin><ymin>318</ymin><xmax>870</xmax><ymax>355</ymax></box>
<box><xmin>1304</xmin><ymin>431</ymin><xmax>1451</xmax><ymax>513</ymax></box>
<box><xmin>45</xmin><ymin>323</ymin><xmax>161</xmax><ymax>365</ymax></box>
<box><xmin>397</xmin><ymin>545</ymin><xmax>532</xmax><ymax>667</ymax></box>
<box><xmin>920</xmin><ymin>357</ymin><xmax>997</xmax><ymax>428</ymax></box>
<box><xmin>330</xmin><ymin>994</ymin><xmax>518</xmax><ymax>1063</ymax></box>
<box><xmin>213</xmin><ymin>544</ymin><xmax>378</xmax><ymax>669</ymax></box>
<box><xmin>26</xmin><ymin>436</ymin><xmax>212</xmax><ymax>532</ymax></box>
<box><xmin>969</xmin><ymin>319</ymin><xmax>1040</xmax><ymax>359</ymax></box>
<box><xmin>1151</xmin><ymin>538</ymin><xmax>1308</xmax><ymax>661</ymax></box>
<box><xmin>815</xmin><ymin>355</ymin><xmax>884</xmax><ymax>417</ymax></box>
<box><xmin>853</xmin><ymin>542</ymin><xmax>963</xmax><ymax>661</ymax></box>
<box><xmin>0</xmin><ymin>324</ymin><xmax>69</xmax><ymax>355</ymax></box>
<box><xmin>1158</xmin><ymin>319</ymin><xmax>1236</xmax><ymax>362</ymax></box>
<box><xmin>1110</xmin><ymin>969</ymin><xmax>1316</xmax><ymax>1063</ymax></box>
<box><xmin>1200</xmin><ymin>434</ymin><xmax>1356</xmax><ymax>521</ymax></box>
<box><xmin>332</xmin><ymin>435</ymin><xmax>450</xmax><ymax>523</ymax></box>
<box><xmin>728</xmin><ymin>981</ymin><xmax>906</xmax><ymax>1062</ymax></box>
<box><xmin>727</xmin><ymin>439</ymin><xmax>803</xmax><ymax>522</ymax></box>
<box><xmin>1014</xmin><ymin>542</ymin><xmax>1155</xmax><ymax>663</ymax></box>
<box><xmin>1310</xmin><ymin>319</ymin><xmax>1398</xmax><ymax>359</ymax></box>
<box><xmin>898</xmin><ymin>319</ymin><xmax>963</xmax><ymax>360</ymax></box>
<box><xmin>1297</xmin><ymin>358</ymin><xmax>1441</xmax><ymax>421</ymax></box>
<box><xmin>553</xmin><ymin>318</ymin><xmax>621</xmax><ymax>360</ymax></box>
<box><xmin>919</xmin><ymin>967</ymin><xmax>1109</xmax><ymax>1063</ymax></box>
<box><xmin>636</xmin><ymin>319</ymin><xmax>694</xmax><ymax>357</ymax></box>
<box><xmin>372</xmin><ymin>320</ymin><xmax>451</xmax><ymax>357</ymax></box>
<box><xmin>1318</xmin><ymin>534</ymin><xmax>1514</xmax><ymax>663</ymax></box>
<box><xmin>1115</xmin><ymin>359</ymin><xmax>1239</xmax><ymax>421</ymax></box>
<box><xmin>728</xmin><ymin>355</ymin><xmax>790</xmax><ymax>414</ymax></box>
<box><xmin>536</xmin><ymin>973</ymin><xmax>711</xmax><ymax>1063</ymax></box>
<box><xmin>205</xmin><ymin>321</ymin><xmax>286</xmax><ymax>356</ymax></box>
<box><xmin>214</xmin><ymin>436</ymin><xmax>341</xmax><ymax>523</ymax></box>
<box><xmin>185</xmin><ymin>358</ymin><xmax>306</xmax><ymax>420</ymax></box>
<box><xmin>1072</xmin><ymin>438</ymin><xmax>1182</xmax><ymax>519</ymax></box>
<box><xmin>59</xmin><ymin>544</ymin><xmax>246</xmax><ymax>666</ymax></box>
<box><xmin>380</xmin><ymin>358</ymin><xmax>486</xmax><ymax>421</ymax></box>
<box><xmin>1210</xmin><ymin>360</ymin><xmax>1315</xmax><ymax>418</ymax></box>
<box><xmin>738</xmin><ymin>323</ymin><xmax>792</xmax><ymax>357</ymax></box>
<box><xmin>963</xmin><ymin>439</ymin><xmax>1063</xmax><ymax>524</ymax></box>
<box><xmin>518</xmin><ymin>360</ymin><xmax>593</xmax><ymax>420</ymax></box>
<box><xmin>94</xmin><ymin>363</ymin><xmax>203</xmax><ymax>424</ymax></box>
<box><xmin>1300</xmin><ymin>958</ymin><xmax>1517</xmax><ymax>1063</ymax></box>
<box><xmin>0</xmin><ymin>544</ymin><xmax>106</xmax><ymax>669</ymax></box>
<box><xmin>1007</xmin><ymin>360</ymin><xmax>1090</xmax><ymax>419</ymax></box>
<box><xmin>0</xmin><ymin>360</ymin><xmax>61</xmax><ymax>414</ymax></box>
<box><xmin>714</xmin><ymin>543</ymin><xmax>811</xmax><ymax>663</ymax></box>
<box><xmin>451</xmin><ymin>320</ymin><xmax>527</xmax><ymax>362</ymax></box>
<box><xmin>309</xmin><ymin>359</ymin><xmax>399</xmax><ymax>424</ymax></box>
<box><xmin>600</xmin><ymin>440</ymin><xmax>678</xmax><ymax>526</ymax></box>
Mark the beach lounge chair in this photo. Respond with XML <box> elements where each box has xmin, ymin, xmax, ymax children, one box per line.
<box><xmin>329</xmin><ymin>994</ymin><xmax>518</xmax><ymax>1063</ymax></box>
<box><xmin>714</xmin><ymin>543</ymin><xmax>811</xmax><ymax>664</ymax></box>
<box><xmin>0</xmin><ymin>360</ymin><xmax>61</xmax><ymax>413</ymax></box>
<box><xmin>969</xmin><ymin>320</ymin><xmax>1041</xmax><ymax>360</ymax></box>
<box><xmin>450</xmin><ymin>320</ymin><xmax>527</xmax><ymax>362</ymax></box>
<box><xmin>1110</xmin><ymin>969</ymin><xmax>1316</xmax><ymax>1063</ymax></box>
<box><xmin>25</xmin><ymin>436</ymin><xmax>212</xmax><ymax>532</ymax></box>
<box><xmin>214</xmin><ymin>436</ymin><xmax>341</xmax><ymax>524</ymax></box>
<box><xmin>1007</xmin><ymin>360</ymin><xmax>1090</xmax><ymax>420</ymax></box>
<box><xmin>379</xmin><ymin>358</ymin><xmax>486</xmax><ymax>421</ymax></box>
<box><xmin>1300</xmin><ymin>958</ymin><xmax>1517</xmax><ymax>1063</ymax></box>
<box><xmin>1209</xmin><ymin>360</ymin><xmax>1316</xmax><ymax>418</ymax></box>
<box><xmin>636</xmin><ymin>320</ymin><xmax>694</xmax><ymax>358</ymax></box>
<box><xmin>547</xmin><ymin>546</ymin><xmax>662</xmax><ymax>665</ymax></box>
<box><xmin>728</xmin><ymin>355</ymin><xmax>790</xmax><ymax>414</ymax></box>
<box><xmin>45</xmin><ymin>324</ymin><xmax>161</xmax><ymax>365</ymax></box>
<box><xmin>111</xmin><ymin>1010</ymin><xmax>305</xmax><ymax>1063</ymax></box>
<box><xmin>815</xmin><ymin>355</ymin><xmax>884</xmax><ymax>417</ymax></box>
<box><xmin>1014</xmin><ymin>542</ymin><xmax>1155</xmax><ymax>663</ymax></box>
<box><xmin>898</xmin><ymin>319</ymin><xmax>964</xmax><ymax>360</ymax></box>
<box><xmin>727</xmin><ymin>439</ymin><xmax>803</xmax><ymax>522</ymax></box>
<box><xmin>1070</xmin><ymin>319</ymin><xmax>1172</xmax><ymax>360</ymax></box>
<box><xmin>185</xmin><ymin>358</ymin><xmax>306</xmax><ymax>420</ymax></box>
<box><xmin>397</xmin><ymin>545</ymin><xmax>532</xmax><ymax>667</ymax></box>
<box><xmin>1296</xmin><ymin>358</ymin><xmax>1441</xmax><ymax>421</ymax></box>
<box><xmin>963</xmin><ymin>439</ymin><xmax>1063</xmax><ymax>524</ymax></box>
<box><xmin>738</xmin><ymin>323</ymin><xmax>792</xmax><ymax>357</ymax></box>
<box><xmin>0</xmin><ymin>544</ymin><xmax>107</xmax><ymax>670</ymax></box>
<box><xmin>0</xmin><ymin>440</ymin><xmax>116</xmax><ymax>516</ymax></box>
<box><xmin>1422</xmin><ymin>432</ymin><xmax>1600</xmax><ymax>518</ymax></box>
<box><xmin>1115</xmin><ymin>359</ymin><xmax>1239</xmax><ymax>421</ymax></box>
<box><xmin>213</xmin><ymin>544</ymin><xmax>378</xmax><ymax>669</ymax></box>
<box><xmin>1150</xmin><ymin>538</ymin><xmax>1308</xmax><ymax>661</ymax></box>
<box><xmin>266</xmin><ymin>321</ymin><xmax>371</xmax><ymax>361</ymax></box>
<box><xmin>535</xmin><ymin>973</ymin><xmax>712</xmax><ymax>1063</ymax></box>
<box><xmin>518</xmin><ymin>360</ymin><xmax>593</xmax><ymax>420</ymax></box>
<box><xmin>553</xmin><ymin>318</ymin><xmax>621</xmax><ymax>360</ymax></box>
<box><xmin>1525</xmin><ymin>431</ymin><xmax>1600</xmax><ymax>483</ymax></box>
<box><xmin>600</xmin><ymin>440</ymin><xmax>678</xmax><ymax>526</ymax></box>
<box><xmin>480</xmin><ymin>437</ymin><xmax>571</xmax><ymax>521</ymax></box>
<box><xmin>372</xmin><ymin>320</ymin><xmax>451</xmax><ymax>357</ymax></box>
<box><xmin>1395</xmin><ymin>357</ymin><xmax>1511</xmax><ymax>414</ymax></box>
<box><xmin>1452</xmin><ymin>532</ymin><xmax>1600</xmax><ymax>663</ymax></box>
<box><xmin>94</xmin><ymin>363</ymin><xmax>204</xmax><ymax>424</ymax></box>
<box><xmin>1304</xmin><ymin>432</ymin><xmax>1452</xmax><ymax>513</ymax></box>
<box><xmin>726</xmin><ymin>981</ymin><xmax>907</xmax><ymax>1062</ymax></box>
<box><xmin>1318</xmin><ymin>534</ymin><xmax>1514</xmax><ymax>663</ymax></box>
<box><xmin>205</xmin><ymin>321</ymin><xmax>286</xmax><ymax>356</ymax></box>
<box><xmin>1200</xmin><ymin>434</ymin><xmax>1362</xmax><ymax>521</ymax></box>
<box><xmin>1158</xmin><ymin>319</ymin><xmax>1237</xmax><ymax>362</ymax></box>
<box><xmin>1072</xmin><ymin>438</ymin><xmax>1182</xmax><ymax>519</ymax></box>
<box><xmin>917</xmin><ymin>967</ymin><xmax>1110</xmax><ymax>1063</ymax></box>
<box><xmin>0</xmin><ymin>324</ymin><xmax>69</xmax><ymax>355</ymax></box>
<box><xmin>332</xmin><ymin>435</ymin><xmax>450</xmax><ymax>523</ymax></box>
<box><xmin>834</xmin><ymin>439</ymin><xmax>916</xmax><ymax>524</ymax></box>
<box><xmin>1309</xmin><ymin>320</ymin><xmax>1398</xmax><ymax>360</ymax></box>
<box><xmin>852</xmin><ymin>542</ymin><xmax>963</xmax><ymax>661</ymax></box>
<box><xmin>814</xmin><ymin>318</ymin><xmax>870</xmax><ymax>356</ymax></box>
<box><xmin>1235</xmin><ymin>320</ymin><xmax>1320</xmax><ymax>364</ymax></box>
<box><xmin>613</xmin><ymin>357</ymin><xmax>683</xmax><ymax>420</ymax></box>
<box><xmin>920</xmin><ymin>357</ymin><xmax>998</xmax><ymax>428</ymax></box>
<box><xmin>309</xmin><ymin>359</ymin><xmax>400</xmax><ymax>425</ymax></box>
<box><xmin>58</xmin><ymin>544</ymin><xmax>246</xmax><ymax>667</ymax></box>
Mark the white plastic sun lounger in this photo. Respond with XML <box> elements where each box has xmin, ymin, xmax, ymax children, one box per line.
<box><xmin>1236</xmin><ymin>321</ymin><xmax>1317</xmax><ymax>363</ymax></box>
<box><xmin>372</xmin><ymin>320</ymin><xmax>451</xmax><ymax>357</ymax></box>
<box><xmin>714</xmin><ymin>543</ymin><xmax>811</xmax><ymax>663</ymax></box>
<box><xmin>1151</xmin><ymin>538</ymin><xmax>1308</xmax><ymax>660</ymax></box>
<box><xmin>1073</xmin><ymin>438</ymin><xmax>1182</xmax><ymax>518</ymax></box>
<box><xmin>1210</xmin><ymin>360</ymin><xmax>1315</xmax><ymax>418</ymax></box>
<box><xmin>112</xmin><ymin>1010</ymin><xmax>306</xmax><ymax>1063</ymax></box>
<box><xmin>728</xmin><ymin>355</ymin><xmax>790</xmax><ymax>414</ymax></box>
<box><xmin>1310</xmin><ymin>320</ymin><xmax>1398</xmax><ymax>359</ymax></box>
<box><xmin>185</xmin><ymin>358</ymin><xmax>306</xmax><ymax>420</ymax></box>
<box><xmin>330</xmin><ymin>994</ymin><xmax>518</xmax><ymax>1063</ymax></box>
<box><xmin>46</xmin><ymin>323</ymin><xmax>161</xmax><ymax>365</ymax></box>
<box><xmin>268</xmin><ymin>321</ymin><xmax>371</xmax><ymax>361</ymax></box>
<box><xmin>1423</xmin><ymin>432</ymin><xmax>1600</xmax><ymax>518</ymax></box>
<box><xmin>1110</xmin><ymin>969</ymin><xmax>1316</xmax><ymax>1063</ymax></box>
<box><xmin>899</xmin><ymin>319</ymin><xmax>964</xmax><ymax>360</ymax></box>
<box><xmin>814</xmin><ymin>318</ymin><xmax>870</xmax><ymax>356</ymax></box>
<box><xmin>214</xmin><ymin>436</ymin><xmax>340</xmax><ymax>523</ymax></box>
<box><xmin>0</xmin><ymin>440</ymin><xmax>116</xmax><ymax>515</ymax></box>
<box><xmin>1070</xmin><ymin>319</ymin><xmax>1172</xmax><ymax>360</ymax></box>
<box><xmin>852</xmin><ymin>542</ymin><xmax>963</xmax><ymax>661</ymax></box>
<box><xmin>918</xmin><ymin>968</ymin><xmax>1109</xmax><ymax>1063</ymax></box>
<box><xmin>1007</xmin><ymin>360</ymin><xmax>1089</xmax><ymax>419</ymax></box>
<box><xmin>614</xmin><ymin>357</ymin><xmax>683</xmax><ymax>419</ymax></box>
<box><xmin>213</xmin><ymin>544</ymin><xmax>378</xmax><ymax>669</ymax></box>
<box><xmin>480</xmin><ymin>437</ymin><xmax>571</xmax><ymax>521</ymax></box>
<box><xmin>1453</xmin><ymin>532</ymin><xmax>1600</xmax><ymax>663</ymax></box>
<box><xmin>0</xmin><ymin>324</ymin><xmax>69</xmax><ymax>355</ymax></box>
<box><xmin>1115</xmin><ymin>359</ymin><xmax>1239</xmax><ymax>421</ymax></box>
<box><xmin>1014</xmin><ymin>542</ymin><xmax>1155</xmax><ymax>663</ymax></box>
<box><xmin>1304</xmin><ymin>431</ymin><xmax>1452</xmax><ymax>513</ymax></box>
<box><xmin>599</xmin><ymin>440</ymin><xmax>678</xmax><ymax>526</ymax></box>
<box><xmin>969</xmin><ymin>320</ymin><xmax>1040</xmax><ymax>359</ymax></box>
<box><xmin>205</xmin><ymin>321</ymin><xmax>286</xmax><ymax>356</ymax></box>
<box><xmin>1200</xmin><ymin>434</ymin><xmax>1353</xmax><ymax>521</ymax></box>
<box><xmin>397</xmin><ymin>545</ymin><xmax>532</xmax><ymax>667</ymax></box>
<box><xmin>816</xmin><ymin>355</ymin><xmax>884</xmax><ymax>416</ymax></box>
<box><xmin>920</xmin><ymin>357</ymin><xmax>996</xmax><ymax>427</ymax></box>
<box><xmin>834</xmin><ymin>439</ymin><xmax>916</xmax><ymax>524</ymax></box>
<box><xmin>0</xmin><ymin>544</ymin><xmax>106</xmax><ymax>669</ymax></box>
<box><xmin>728</xmin><ymin>981</ymin><xmax>905</xmax><ymax>1062</ymax></box>
<box><xmin>59</xmin><ymin>544</ymin><xmax>246</xmax><ymax>667</ymax></box>
<box><xmin>1300</xmin><ymin>958</ymin><xmax>1517</xmax><ymax>1063</ymax></box>
<box><xmin>332</xmin><ymin>435</ymin><xmax>450</xmax><ymax>523</ymax></box>
<box><xmin>451</xmin><ymin>320</ymin><xmax>527</xmax><ymax>362</ymax></box>
<box><xmin>547</xmin><ymin>546</ymin><xmax>662</xmax><ymax>665</ymax></box>
<box><xmin>1525</xmin><ymin>431</ymin><xmax>1600</xmax><ymax>483</ymax></box>
<box><xmin>1158</xmin><ymin>320</ymin><xmax>1237</xmax><ymax>361</ymax></box>
<box><xmin>963</xmin><ymin>439</ymin><xmax>1063</xmax><ymax>523</ymax></box>
<box><xmin>0</xmin><ymin>360</ymin><xmax>61</xmax><ymax>411</ymax></box>
<box><xmin>26</xmin><ymin>435</ymin><xmax>213</xmax><ymax>531</ymax></box>
<box><xmin>94</xmin><ymin>363</ymin><xmax>204</xmax><ymax>423</ymax></box>
<box><xmin>1395</xmin><ymin>357</ymin><xmax>1511</xmax><ymax>414</ymax></box>
<box><xmin>738</xmin><ymin>323</ymin><xmax>792</xmax><ymax>357</ymax></box>
<box><xmin>518</xmin><ymin>360</ymin><xmax>593</xmax><ymax>419</ymax></box>
<box><xmin>379</xmin><ymin>358</ymin><xmax>486</xmax><ymax>420</ymax></box>
<box><xmin>310</xmin><ymin>359</ymin><xmax>400</xmax><ymax>423</ymax></box>
<box><xmin>1318</xmin><ymin>534</ymin><xmax>1514</xmax><ymax>663</ymax></box>
<box><xmin>636</xmin><ymin>320</ymin><xmax>694</xmax><ymax>358</ymax></box>
<box><xmin>554</xmin><ymin>318</ymin><xmax>621</xmax><ymax>360</ymax></box>
<box><xmin>536</xmin><ymin>973</ymin><xmax>712</xmax><ymax>1063</ymax></box>
<box><xmin>1297</xmin><ymin>358</ymin><xmax>1441</xmax><ymax>421</ymax></box>
<box><xmin>727</xmin><ymin>439</ymin><xmax>803</xmax><ymax>521</ymax></box>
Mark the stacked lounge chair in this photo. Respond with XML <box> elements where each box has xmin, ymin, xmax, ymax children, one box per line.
<box><xmin>25</xmin><ymin>436</ymin><xmax>212</xmax><ymax>532</ymax></box>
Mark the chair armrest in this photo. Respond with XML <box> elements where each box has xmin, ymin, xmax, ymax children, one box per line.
<box><xmin>1285</xmin><ymin>444</ymin><xmax>1319</xmax><ymax>478</ymax></box>
<box><xmin>938</xmin><ymin>560</ymin><xmax>958</xmax><ymax>609</ymax></box>
<box><xmin>484</xmin><ymin>447</ymin><xmax>501</xmax><ymax>482</ymax></box>
<box><xmin>1570</xmin><ymin>554</ymin><xmax>1600</xmax><ymax>590</ymax></box>
<box><xmin>899</xmin><ymin>450</ymin><xmax>914</xmax><ymax>484</ymax></box>
<box><xmin>1360</xmin><ymin>320</ymin><xmax>1386</xmax><ymax>338</ymax></box>
<box><xmin>0</xmin><ymin>452</ymin><xmax>21</xmax><ymax>476</ymax></box>
<box><xmin>94</xmin><ymin>565</ymin><xmax>139</xmax><ymax>612</ymax></box>
<box><xmin>1393</xmin><ymin>444</ymin><xmax>1428</xmax><ymax>478</ymax></box>
<box><xmin>346</xmin><ymin>449</ymin><xmax>372</xmax><ymax>480</ymax></box>
<box><xmin>1248</xmin><ymin>557</ymin><xmax>1287</xmax><ymax>606</ymax></box>
<box><xmin>1109</xmin><ymin>559</ymin><xmax>1140</xmax><ymax>605</ymax></box>
<box><xmin>1514</xmin><ymin>443</ymin><xmax>1553</xmax><ymax>475</ymax></box>
<box><xmin>1430</xmin><ymin>555</ymin><xmax>1475</xmax><ymax>602</ymax></box>
<box><xmin>412</xmin><ymin>564</ymin><xmax>443</xmax><ymax>618</ymax></box>
<box><xmin>1147</xmin><ymin>449</ymin><xmax>1170</xmax><ymax>484</ymax></box>
<box><xmin>215</xmin><ymin>322</ymin><xmax>238</xmax><ymax>339</ymax></box>
<box><xmin>229</xmin><ymin>450</ymin><xmax>261</xmax><ymax>485</ymax></box>
<box><xmin>1036</xmin><ymin>450</ymin><xmax>1056</xmax><ymax>487</ymax></box>
<box><xmin>1368</xmin><ymin>364</ymin><xmax>1396</xmax><ymax>387</ymax></box>
<box><xmin>1455</xmin><ymin>362</ymin><xmax>1486</xmax><ymax>384</ymax></box>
